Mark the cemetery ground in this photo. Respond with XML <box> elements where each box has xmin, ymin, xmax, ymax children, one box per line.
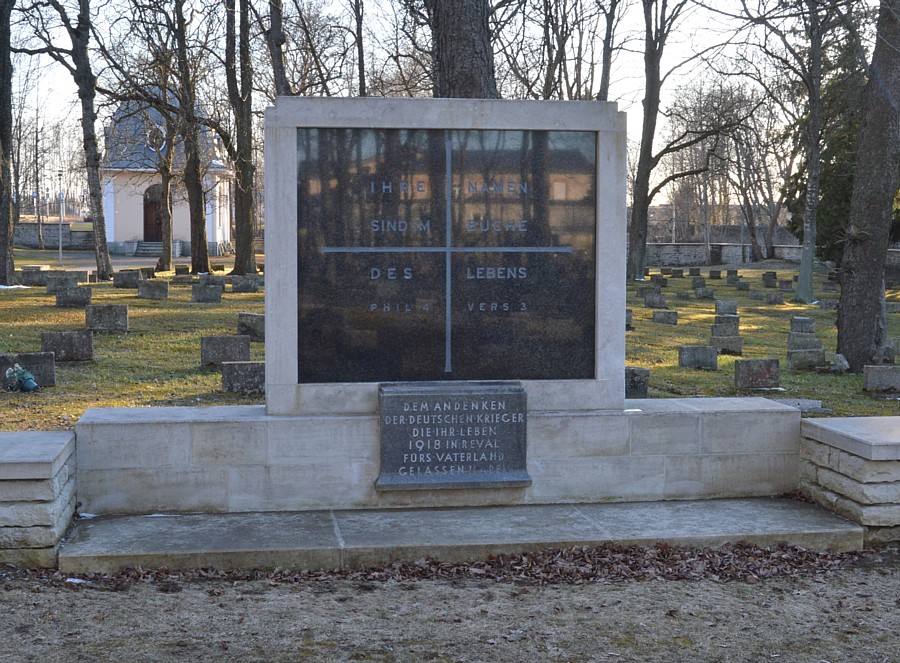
<box><xmin>2</xmin><ymin>250</ymin><xmax>899</xmax><ymax>661</ymax></box>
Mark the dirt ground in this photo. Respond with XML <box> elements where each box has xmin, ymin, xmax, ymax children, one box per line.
<box><xmin>1</xmin><ymin>546</ymin><xmax>898</xmax><ymax>663</ymax></box>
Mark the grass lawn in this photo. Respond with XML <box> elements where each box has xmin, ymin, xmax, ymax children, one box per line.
<box><xmin>1</xmin><ymin>253</ymin><xmax>898</xmax><ymax>431</ymax></box>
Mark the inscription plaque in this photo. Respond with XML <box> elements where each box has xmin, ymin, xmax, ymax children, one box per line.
<box><xmin>297</xmin><ymin>128</ymin><xmax>597</xmax><ymax>383</ymax></box>
<box><xmin>377</xmin><ymin>382</ymin><xmax>530</xmax><ymax>491</ymax></box>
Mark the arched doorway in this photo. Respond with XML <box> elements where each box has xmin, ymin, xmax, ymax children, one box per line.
<box><xmin>143</xmin><ymin>184</ymin><xmax>163</xmax><ymax>242</ymax></box>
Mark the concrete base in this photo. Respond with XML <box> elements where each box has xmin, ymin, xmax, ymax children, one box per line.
<box><xmin>74</xmin><ymin>398</ymin><xmax>800</xmax><ymax>515</ymax></box>
<box><xmin>57</xmin><ymin>497</ymin><xmax>864</xmax><ymax>574</ymax></box>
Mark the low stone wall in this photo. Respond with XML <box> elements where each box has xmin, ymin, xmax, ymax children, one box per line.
<box><xmin>0</xmin><ymin>432</ymin><xmax>76</xmax><ymax>567</ymax></box>
<box><xmin>646</xmin><ymin>243</ymin><xmax>802</xmax><ymax>267</ymax></box>
<box><xmin>74</xmin><ymin>398</ymin><xmax>800</xmax><ymax>515</ymax></box>
<box><xmin>14</xmin><ymin>223</ymin><xmax>94</xmax><ymax>250</ymax></box>
<box><xmin>799</xmin><ymin>417</ymin><xmax>900</xmax><ymax>545</ymax></box>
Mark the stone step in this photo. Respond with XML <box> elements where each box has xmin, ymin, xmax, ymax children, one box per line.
<box><xmin>134</xmin><ymin>242</ymin><xmax>163</xmax><ymax>256</ymax></box>
<box><xmin>57</xmin><ymin>497</ymin><xmax>864</xmax><ymax>574</ymax></box>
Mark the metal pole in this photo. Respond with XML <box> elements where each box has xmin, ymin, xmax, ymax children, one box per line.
<box><xmin>57</xmin><ymin>172</ymin><xmax>63</xmax><ymax>266</ymax></box>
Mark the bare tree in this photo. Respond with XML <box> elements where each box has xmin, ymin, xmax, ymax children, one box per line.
<box><xmin>837</xmin><ymin>0</ymin><xmax>900</xmax><ymax>371</ymax></box>
<box><xmin>16</xmin><ymin>0</ymin><xmax>113</xmax><ymax>279</ymax></box>
<box><xmin>224</xmin><ymin>0</ymin><xmax>256</xmax><ymax>274</ymax></box>
<box><xmin>0</xmin><ymin>0</ymin><xmax>13</xmax><ymax>285</ymax></box>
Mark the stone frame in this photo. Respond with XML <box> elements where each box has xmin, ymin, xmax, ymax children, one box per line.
<box><xmin>265</xmin><ymin>97</ymin><xmax>627</xmax><ymax>415</ymax></box>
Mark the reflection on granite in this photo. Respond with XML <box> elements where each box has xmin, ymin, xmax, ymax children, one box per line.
<box><xmin>297</xmin><ymin>128</ymin><xmax>597</xmax><ymax>383</ymax></box>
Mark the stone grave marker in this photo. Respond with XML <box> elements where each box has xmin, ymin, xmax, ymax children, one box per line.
<box><xmin>691</xmin><ymin>276</ymin><xmax>706</xmax><ymax>289</ymax></box>
<box><xmin>688</xmin><ymin>267</ymin><xmax>701</xmax><ymax>276</ymax></box>
<box><xmin>736</xmin><ymin>282</ymin><xmax>750</xmax><ymax>291</ymax></box>
<box><xmin>715</xmin><ymin>300</ymin><xmax>737</xmax><ymax>316</ymax></box>
<box><xmin>201</xmin><ymin>335</ymin><xmax>251</xmax><ymax>366</ymax></box>
<box><xmin>726</xmin><ymin>269</ymin><xmax>738</xmax><ymax>277</ymax></box>
<box><xmin>55</xmin><ymin>286</ymin><xmax>92</xmax><ymax>308</ymax></box>
<box><xmin>199</xmin><ymin>274</ymin><xmax>226</xmax><ymax>288</ymax></box>
<box><xmin>650</xmin><ymin>274</ymin><xmax>668</xmax><ymax>288</ymax></box>
<box><xmin>695</xmin><ymin>287</ymin><xmax>715</xmax><ymax>299</ymax></box>
<box><xmin>778</xmin><ymin>279</ymin><xmax>794</xmax><ymax>291</ymax></box>
<box><xmin>625</xmin><ymin>309</ymin><xmax>633</xmax><ymax>331</ymax></box>
<box><xmin>0</xmin><ymin>352</ymin><xmax>56</xmax><ymax>389</ymax></box>
<box><xmin>637</xmin><ymin>284</ymin><xmax>661</xmax><ymax>297</ymax></box>
<box><xmin>231</xmin><ymin>275</ymin><xmax>260</xmax><ymax>293</ymax></box>
<box><xmin>41</xmin><ymin>330</ymin><xmax>93</xmax><ymax>362</ymax></box>
<box><xmin>644</xmin><ymin>293</ymin><xmax>668</xmax><ymax>309</ymax></box>
<box><xmin>238</xmin><ymin>312</ymin><xmax>266</xmax><ymax>341</ymax></box>
<box><xmin>762</xmin><ymin>271</ymin><xmax>777</xmax><ymax>288</ymax></box>
<box><xmin>193</xmin><ymin>284</ymin><xmax>223</xmax><ymax>303</ymax></box>
<box><xmin>659</xmin><ymin>268</ymin><xmax>672</xmax><ymax>276</ymax></box>
<box><xmin>171</xmin><ymin>275</ymin><xmax>195</xmax><ymax>286</ymax></box>
<box><xmin>625</xmin><ymin>367</ymin><xmax>649</xmax><ymax>398</ymax></box>
<box><xmin>670</xmin><ymin>268</ymin><xmax>684</xmax><ymax>278</ymax></box>
<box><xmin>138</xmin><ymin>280</ymin><xmax>169</xmax><ymax>300</ymax></box>
<box><xmin>862</xmin><ymin>366</ymin><xmax>900</xmax><ymax>392</ymax></box>
<box><xmin>175</xmin><ymin>265</ymin><xmax>190</xmax><ymax>275</ymax></box>
<box><xmin>86</xmin><ymin>304</ymin><xmax>129</xmax><ymax>333</ymax></box>
<box><xmin>376</xmin><ymin>382</ymin><xmax>531</xmax><ymax>490</ymax></box>
<box><xmin>678</xmin><ymin>345</ymin><xmax>717</xmax><ymax>370</ymax></box>
<box><xmin>113</xmin><ymin>270</ymin><xmax>143</xmax><ymax>288</ymax></box>
<box><xmin>45</xmin><ymin>273</ymin><xmax>78</xmax><ymax>294</ymax></box>
<box><xmin>652</xmin><ymin>310</ymin><xmax>678</xmax><ymax>325</ymax></box>
<box><xmin>766</xmin><ymin>293</ymin><xmax>784</xmax><ymax>305</ymax></box>
<box><xmin>726</xmin><ymin>275</ymin><xmax>741</xmax><ymax>286</ymax></box>
<box><xmin>708</xmin><ymin>270</ymin><xmax>722</xmax><ymax>279</ymax></box>
<box><xmin>734</xmin><ymin>358</ymin><xmax>779</xmax><ymax>389</ymax></box>
<box><xmin>222</xmin><ymin>361</ymin><xmax>265</xmax><ymax>395</ymax></box>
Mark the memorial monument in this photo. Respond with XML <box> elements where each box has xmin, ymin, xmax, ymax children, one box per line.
<box><xmin>73</xmin><ymin>97</ymin><xmax>801</xmax><ymax>515</ymax></box>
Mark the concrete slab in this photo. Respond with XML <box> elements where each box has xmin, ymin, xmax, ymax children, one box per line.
<box><xmin>802</xmin><ymin>417</ymin><xmax>900</xmax><ymax>460</ymax></box>
<box><xmin>58</xmin><ymin>497</ymin><xmax>863</xmax><ymax>574</ymax></box>
<box><xmin>0</xmin><ymin>432</ymin><xmax>75</xmax><ymax>480</ymax></box>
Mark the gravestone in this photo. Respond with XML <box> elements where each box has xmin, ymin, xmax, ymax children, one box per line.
<box><xmin>624</xmin><ymin>367</ymin><xmax>649</xmax><ymax>398</ymax></box>
<box><xmin>862</xmin><ymin>366</ymin><xmax>900</xmax><ymax>392</ymax></box>
<box><xmin>766</xmin><ymin>293</ymin><xmax>784</xmax><ymax>305</ymax></box>
<box><xmin>762</xmin><ymin>272</ymin><xmax>777</xmax><ymax>288</ymax></box>
<box><xmin>726</xmin><ymin>269</ymin><xmax>738</xmax><ymax>277</ymax></box>
<box><xmin>193</xmin><ymin>284</ymin><xmax>223</xmax><ymax>303</ymax></box>
<box><xmin>788</xmin><ymin>349</ymin><xmax>825</xmax><ymax>371</ymax></box>
<box><xmin>45</xmin><ymin>273</ymin><xmax>78</xmax><ymax>294</ymax></box>
<box><xmin>40</xmin><ymin>330</ymin><xmax>93</xmax><ymax>362</ymax></box>
<box><xmin>791</xmin><ymin>316</ymin><xmax>816</xmax><ymax>333</ymax></box>
<box><xmin>137</xmin><ymin>280</ymin><xmax>169</xmax><ymax>300</ymax></box>
<box><xmin>238</xmin><ymin>312</ymin><xmax>266</xmax><ymax>341</ymax></box>
<box><xmin>688</xmin><ymin>267</ymin><xmax>701</xmax><ymax>276</ymax></box>
<box><xmin>670</xmin><ymin>268</ymin><xmax>683</xmax><ymax>278</ymax></box>
<box><xmin>715</xmin><ymin>300</ymin><xmax>737</xmax><ymax>316</ymax></box>
<box><xmin>678</xmin><ymin>345</ymin><xmax>717</xmax><ymax>370</ymax></box>
<box><xmin>376</xmin><ymin>382</ymin><xmax>530</xmax><ymax>490</ymax></box>
<box><xmin>55</xmin><ymin>286</ymin><xmax>92</xmax><ymax>308</ymax></box>
<box><xmin>637</xmin><ymin>284</ymin><xmax>661</xmax><ymax>297</ymax></box>
<box><xmin>708</xmin><ymin>270</ymin><xmax>722</xmax><ymax>279</ymax></box>
<box><xmin>643</xmin><ymin>293</ymin><xmax>668</xmax><ymax>309</ymax></box>
<box><xmin>113</xmin><ymin>270</ymin><xmax>142</xmax><ymax>288</ymax></box>
<box><xmin>199</xmin><ymin>274</ymin><xmax>226</xmax><ymax>288</ymax></box>
<box><xmin>231</xmin><ymin>275</ymin><xmax>260</xmax><ymax>293</ymax></box>
<box><xmin>726</xmin><ymin>275</ymin><xmax>741</xmax><ymax>286</ymax></box>
<box><xmin>695</xmin><ymin>287</ymin><xmax>715</xmax><ymax>299</ymax></box>
<box><xmin>652</xmin><ymin>310</ymin><xmax>678</xmax><ymax>325</ymax></box>
<box><xmin>650</xmin><ymin>274</ymin><xmax>668</xmax><ymax>288</ymax></box>
<box><xmin>200</xmin><ymin>335</ymin><xmax>251</xmax><ymax>366</ymax></box>
<box><xmin>171</xmin><ymin>275</ymin><xmax>195</xmax><ymax>286</ymax></box>
<box><xmin>734</xmin><ymin>358</ymin><xmax>779</xmax><ymax>389</ymax></box>
<box><xmin>625</xmin><ymin>309</ymin><xmax>634</xmax><ymax>331</ymax></box>
<box><xmin>0</xmin><ymin>352</ymin><xmax>56</xmax><ymax>389</ymax></box>
<box><xmin>691</xmin><ymin>276</ymin><xmax>706</xmax><ymax>288</ymax></box>
<box><xmin>778</xmin><ymin>280</ymin><xmax>794</xmax><ymax>291</ymax></box>
<box><xmin>175</xmin><ymin>265</ymin><xmax>189</xmax><ymax>275</ymax></box>
<box><xmin>659</xmin><ymin>268</ymin><xmax>672</xmax><ymax>276</ymax></box>
<box><xmin>86</xmin><ymin>304</ymin><xmax>128</xmax><ymax>333</ymax></box>
<box><xmin>736</xmin><ymin>282</ymin><xmax>750</xmax><ymax>291</ymax></box>
<box><xmin>222</xmin><ymin>361</ymin><xmax>265</xmax><ymax>395</ymax></box>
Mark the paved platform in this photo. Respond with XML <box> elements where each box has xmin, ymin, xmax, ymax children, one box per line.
<box><xmin>57</xmin><ymin>497</ymin><xmax>864</xmax><ymax>574</ymax></box>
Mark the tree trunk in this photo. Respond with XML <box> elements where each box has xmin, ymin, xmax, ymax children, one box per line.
<box><xmin>0</xmin><ymin>0</ymin><xmax>13</xmax><ymax>285</ymax></box>
<box><xmin>626</xmin><ymin>0</ymin><xmax>662</xmax><ymax>280</ymax></box>
<box><xmin>226</xmin><ymin>0</ymin><xmax>256</xmax><ymax>275</ymax></box>
<box><xmin>353</xmin><ymin>0</ymin><xmax>366</xmax><ymax>97</ymax></box>
<box><xmin>266</xmin><ymin>0</ymin><xmax>292</xmax><ymax>97</ymax></box>
<box><xmin>424</xmin><ymin>0</ymin><xmax>497</xmax><ymax>98</ymax></box>
<box><xmin>837</xmin><ymin>0</ymin><xmax>900</xmax><ymax>372</ymax></box>
<box><xmin>794</xmin><ymin>1</ymin><xmax>824</xmax><ymax>304</ymax></box>
<box><xmin>174</xmin><ymin>0</ymin><xmax>209</xmax><ymax>274</ymax></box>
<box><xmin>71</xmin><ymin>0</ymin><xmax>113</xmax><ymax>280</ymax></box>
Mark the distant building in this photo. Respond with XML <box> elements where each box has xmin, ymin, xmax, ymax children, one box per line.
<box><xmin>100</xmin><ymin>101</ymin><xmax>232</xmax><ymax>256</ymax></box>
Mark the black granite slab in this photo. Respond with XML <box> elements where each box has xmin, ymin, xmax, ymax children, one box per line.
<box><xmin>376</xmin><ymin>382</ymin><xmax>531</xmax><ymax>491</ymax></box>
<box><xmin>296</xmin><ymin>128</ymin><xmax>597</xmax><ymax>383</ymax></box>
